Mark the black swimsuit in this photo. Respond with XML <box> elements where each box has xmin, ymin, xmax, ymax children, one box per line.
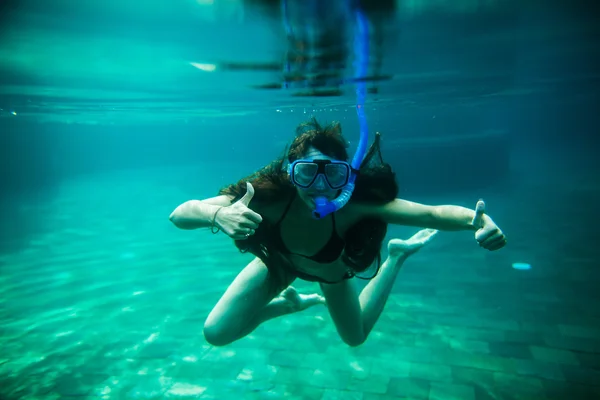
<box><xmin>271</xmin><ymin>192</ymin><xmax>354</xmax><ymax>284</ymax></box>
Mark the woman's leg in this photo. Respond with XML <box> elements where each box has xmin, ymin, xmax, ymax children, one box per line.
<box><xmin>320</xmin><ymin>229</ymin><xmax>438</xmax><ymax>346</ymax></box>
<box><xmin>203</xmin><ymin>257</ymin><xmax>324</xmax><ymax>346</ymax></box>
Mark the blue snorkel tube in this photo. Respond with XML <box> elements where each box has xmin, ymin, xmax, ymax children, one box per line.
<box><xmin>312</xmin><ymin>7</ymin><xmax>370</xmax><ymax>219</ymax></box>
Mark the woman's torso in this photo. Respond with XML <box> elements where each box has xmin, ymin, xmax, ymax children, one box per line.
<box><xmin>257</xmin><ymin>192</ymin><xmax>365</xmax><ymax>283</ymax></box>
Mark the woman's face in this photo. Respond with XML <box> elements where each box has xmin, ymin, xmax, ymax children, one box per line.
<box><xmin>294</xmin><ymin>146</ymin><xmax>341</xmax><ymax>209</ymax></box>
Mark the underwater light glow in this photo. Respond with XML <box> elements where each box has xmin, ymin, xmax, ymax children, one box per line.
<box><xmin>190</xmin><ymin>62</ymin><xmax>216</xmax><ymax>72</ymax></box>
<box><xmin>512</xmin><ymin>262</ymin><xmax>531</xmax><ymax>270</ymax></box>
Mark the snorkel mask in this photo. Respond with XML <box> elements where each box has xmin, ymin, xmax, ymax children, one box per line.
<box><xmin>288</xmin><ymin>159</ymin><xmax>352</xmax><ymax>191</ymax></box>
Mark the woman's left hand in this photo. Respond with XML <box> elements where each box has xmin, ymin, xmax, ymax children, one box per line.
<box><xmin>472</xmin><ymin>199</ymin><xmax>507</xmax><ymax>251</ymax></box>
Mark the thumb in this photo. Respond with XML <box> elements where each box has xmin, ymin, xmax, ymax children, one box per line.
<box><xmin>472</xmin><ymin>199</ymin><xmax>485</xmax><ymax>229</ymax></box>
<box><xmin>237</xmin><ymin>182</ymin><xmax>255</xmax><ymax>207</ymax></box>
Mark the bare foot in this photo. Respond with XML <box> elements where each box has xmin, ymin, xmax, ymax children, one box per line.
<box><xmin>388</xmin><ymin>228</ymin><xmax>438</xmax><ymax>258</ymax></box>
<box><xmin>280</xmin><ymin>286</ymin><xmax>326</xmax><ymax>311</ymax></box>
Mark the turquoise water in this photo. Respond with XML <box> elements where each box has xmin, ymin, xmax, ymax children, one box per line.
<box><xmin>1</xmin><ymin>1</ymin><xmax>600</xmax><ymax>399</ymax></box>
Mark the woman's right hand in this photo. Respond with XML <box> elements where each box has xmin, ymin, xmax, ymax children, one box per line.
<box><xmin>214</xmin><ymin>182</ymin><xmax>263</xmax><ymax>240</ymax></box>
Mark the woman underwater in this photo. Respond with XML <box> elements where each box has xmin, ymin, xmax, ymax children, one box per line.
<box><xmin>169</xmin><ymin>118</ymin><xmax>506</xmax><ymax>347</ymax></box>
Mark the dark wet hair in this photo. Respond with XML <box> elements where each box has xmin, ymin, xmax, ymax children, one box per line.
<box><xmin>287</xmin><ymin>118</ymin><xmax>349</xmax><ymax>163</ymax></box>
<box><xmin>218</xmin><ymin>117</ymin><xmax>398</xmax><ymax>289</ymax></box>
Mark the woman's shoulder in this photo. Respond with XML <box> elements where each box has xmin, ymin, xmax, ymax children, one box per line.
<box><xmin>335</xmin><ymin>201</ymin><xmax>372</xmax><ymax>229</ymax></box>
<box><xmin>340</xmin><ymin>198</ymin><xmax>397</xmax><ymax>224</ymax></box>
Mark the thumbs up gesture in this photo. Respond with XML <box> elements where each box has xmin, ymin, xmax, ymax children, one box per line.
<box><xmin>471</xmin><ymin>199</ymin><xmax>507</xmax><ymax>251</ymax></box>
<box><xmin>215</xmin><ymin>182</ymin><xmax>263</xmax><ymax>240</ymax></box>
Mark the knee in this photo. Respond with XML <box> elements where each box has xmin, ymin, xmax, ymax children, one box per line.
<box><xmin>341</xmin><ymin>333</ymin><xmax>367</xmax><ymax>347</ymax></box>
<box><xmin>203</xmin><ymin>321</ymin><xmax>235</xmax><ymax>347</ymax></box>
<box><xmin>344</xmin><ymin>338</ymin><xmax>366</xmax><ymax>347</ymax></box>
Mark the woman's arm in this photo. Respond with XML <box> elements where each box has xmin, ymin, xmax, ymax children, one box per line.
<box><xmin>356</xmin><ymin>198</ymin><xmax>485</xmax><ymax>231</ymax></box>
<box><xmin>169</xmin><ymin>195</ymin><xmax>233</xmax><ymax>230</ymax></box>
